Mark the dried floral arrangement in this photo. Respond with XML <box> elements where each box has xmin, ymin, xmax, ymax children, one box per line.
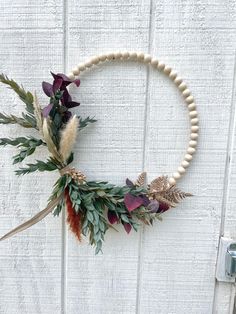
<box><xmin>0</xmin><ymin>52</ymin><xmax>198</xmax><ymax>254</ymax></box>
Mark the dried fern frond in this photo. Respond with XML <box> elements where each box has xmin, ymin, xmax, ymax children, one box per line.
<box><xmin>59</xmin><ymin>115</ymin><xmax>79</xmax><ymax>162</ymax></box>
<box><xmin>42</xmin><ymin>119</ymin><xmax>62</xmax><ymax>162</ymax></box>
<box><xmin>149</xmin><ymin>175</ymin><xmax>170</xmax><ymax>193</ymax></box>
<box><xmin>162</xmin><ymin>186</ymin><xmax>192</xmax><ymax>205</ymax></box>
<box><xmin>135</xmin><ymin>172</ymin><xmax>146</xmax><ymax>187</ymax></box>
<box><xmin>154</xmin><ymin>195</ymin><xmax>176</xmax><ymax>208</ymax></box>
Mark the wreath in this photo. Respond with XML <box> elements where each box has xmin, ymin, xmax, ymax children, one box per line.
<box><xmin>0</xmin><ymin>52</ymin><xmax>198</xmax><ymax>254</ymax></box>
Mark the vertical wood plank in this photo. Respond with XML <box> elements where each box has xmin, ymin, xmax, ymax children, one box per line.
<box><xmin>0</xmin><ymin>1</ymin><xmax>64</xmax><ymax>313</ymax></box>
<box><xmin>138</xmin><ymin>1</ymin><xmax>236</xmax><ymax>313</ymax></box>
<box><xmin>66</xmin><ymin>0</ymin><xmax>151</xmax><ymax>313</ymax></box>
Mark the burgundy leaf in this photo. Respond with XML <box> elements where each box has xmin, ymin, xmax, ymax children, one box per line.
<box><xmin>42</xmin><ymin>104</ymin><xmax>53</xmax><ymax>117</ymax></box>
<box><xmin>158</xmin><ymin>202</ymin><xmax>169</xmax><ymax>213</ymax></box>
<box><xmin>51</xmin><ymin>72</ymin><xmax>73</xmax><ymax>86</ymax></box>
<box><xmin>124</xmin><ymin>193</ymin><xmax>144</xmax><ymax>212</ymax></box>
<box><xmin>141</xmin><ymin>195</ymin><xmax>151</xmax><ymax>207</ymax></box>
<box><xmin>107</xmin><ymin>210</ymin><xmax>118</xmax><ymax>224</ymax></box>
<box><xmin>66</xmin><ymin>101</ymin><xmax>80</xmax><ymax>108</ymax></box>
<box><xmin>42</xmin><ymin>82</ymin><xmax>53</xmax><ymax>97</ymax></box>
<box><xmin>123</xmin><ymin>222</ymin><xmax>132</xmax><ymax>234</ymax></box>
<box><xmin>53</xmin><ymin>77</ymin><xmax>63</xmax><ymax>93</ymax></box>
<box><xmin>126</xmin><ymin>178</ymin><xmax>134</xmax><ymax>188</ymax></box>
<box><xmin>73</xmin><ymin>79</ymin><xmax>80</xmax><ymax>87</ymax></box>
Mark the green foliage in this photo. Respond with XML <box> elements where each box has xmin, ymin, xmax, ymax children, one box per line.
<box><xmin>0</xmin><ymin>136</ymin><xmax>45</xmax><ymax>164</ymax></box>
<box><xmin>79</xmin><ymin>116</ymin><xmax>97</xmax><ymax>131</ymax></box>
<box><xmin>0</xmin><ymin>74</ymin><xmax>34</xmax><ymax>114</ymax></box>
<box><xmin>0</xmin><ymin>112</ymin><xmax>34</xmax><ymax>128</ymax></box>
<box><xmin>15</xmin><ymin>158</ymin><xmax>58</xmax><ymax>175</ymax></box>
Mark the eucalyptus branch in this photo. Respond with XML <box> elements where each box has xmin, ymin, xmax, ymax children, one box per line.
<box><xmin>15</xmin><ymin>158</ymin><xmax>58</xmax><ymax>176</ymax></box>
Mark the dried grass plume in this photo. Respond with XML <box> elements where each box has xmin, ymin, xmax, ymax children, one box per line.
<box><xmin>59</xmin><ymin>115</ymin><xmax>79</xmax><ymax>162</ymax></box>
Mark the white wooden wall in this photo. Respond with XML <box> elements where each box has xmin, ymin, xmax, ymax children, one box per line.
<box><xmin>0</xmin><ymin>1</ymin><xmax>236</xmax><ymax>313</ymax></box>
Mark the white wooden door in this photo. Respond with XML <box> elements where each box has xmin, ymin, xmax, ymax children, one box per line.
<box><xmin>0</xmin><ymin>1</ymin><xmax>236</xmax><ymax>313</ymax></box>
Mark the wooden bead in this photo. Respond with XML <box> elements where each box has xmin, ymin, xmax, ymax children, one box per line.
<box><xmin>72</xmin><ymin>66</ymin><xmax>80</xmax><ymax>75</ymax></box>
<box><xmin>189</xmin><ymin>110</ymin><xmax>198</xmax><ymax>118</ymax></box>
<box><xmin>84</xmin><ymin>60</ymin><xmax>93</xmax><ymax>68</ymax></box>
<box><xmin>130</xmin><ymin>52</ymin><xmax>137</xmax><ymax>59</ymax></box>
<box><xmin>178</xmin><ymin>166</ymin><xmax>186</xmax><ymax>174</ymax></box>
<box><xmin>122</xmin><ymin>51</ymin><xmax>130</xmax><ymax>59</ymax></box>
<box><xmin>144</xmin><ymin>54</ymin><xmax>152</xmax><ymax>63</ymax></box>
<box><xmin>185</xmin><ymin>154</ymin><xmax>193</xmax><ymax>161</ymax></box>
<box><xmin>182</xmin><ymin>160</ymin><xmax>190</xmax><ymax>168</ymax></box>
<box><xmin>173</xmin><ymin>172</ymin><xmax>181</xmax><ymax>179</ymax></box>
<box><xmin>67</xmin><ymin>72</ymin><xmax>75</xmax><ymax>80</ymax></box>
<box><xmin>186</xmin><ymin>95</ymin><xmax>194</xmax><ymax>104</ymax></box>
<box><xmin>91</xmin><ymin>56</ymin><xmax>100</xmax><ymax>64</ymax></box>
<box><xmin>137</xmin><ymin>52</ymin><xmax>145</xmax><ymax>61</ymax></box>
<box><xmin>114</xmin><ymin>52</ymin><xmax>122</xmax><ymax>59</ymax></box>
<box><xmin>169</xmin><ymin>71</ymin><xmax>177</xmax><ymax>80</ymax></box>
<box><xmin>169</xmin><ymin>177</ymin><xmax>176</xmax><ymax>185</ymax></box>
<box><xmin>151</xmin><ymin>58</ymin><xmax>159</xmax><ymax>67</ymax></box>
<box><xmin>163</xmin><ymin>66</ymin><xmax>172</xmax><ymax>75</ymax></box>
<box><xmin>191</xmin><ymin>118</ymin><xmax>199</xmax><ymax>125</ymax></box>
<box><xmin>190</xmin><ymin>133</ymin><xmax>198</xmax><ymax>140</ymax></box>
<box><xmin>188</xmin><ymin>103</ymin><xmax>196</xmax><ymax>111</ymax></box>
<box><xmin>187</xmin><ymin>147</ymin><xmax>196</xmax><ymax>154</ymax></box>
<box><xmin>107</xmin><ymin>52</ymin><xmax>115</xmax><ymax>60</ymax></box>
<box><xmin>99</xmin><ymin>54</ymin><xmax>107</xmax><ymax>61</ymax></box>
<box><xmin>191</xmin><ymin>125</ymin><xmax>199</xmax><ymax>132</ymax></box>
<box><xmin>178</xmin><ymin>82</ymin><xmax>187</xmax><ymax>91</ymax></box>
<box><xmin>174</xmin><ymin>76</ymin><xmax>183</xmax><ymax>85</ymax></box>
<box><xmin>189</xmin><ymin>140</ymin><xmax>197</xmax><ymax>147</ymax></box>
<box><xmin>78</xmin><ymin>63</ymin><xmax>86</xmax><ymax>71</ymax></box>
<box><xmin>157</xmin><ymin>62</ymin><xmax>165</xmax><ymax>71</ymax></box>
<box><xmin>182</xmin><ymin>89</ymin><xmax>191</xmax><ymax>97</ymax></box>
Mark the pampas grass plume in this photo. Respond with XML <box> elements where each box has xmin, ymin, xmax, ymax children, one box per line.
<box><xmin>59</xmin><ymin>115</ymin><xmax>79</xmax><ymax>162</ymax></box>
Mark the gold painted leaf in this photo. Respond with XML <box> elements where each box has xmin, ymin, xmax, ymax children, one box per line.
<box><xmin>149</xmin><ymin>175</ymin><xmax>170</xmax><ymax>193</ymax></box>
<box><xmin>135</xmin><ymin>172</ymin><xmax>146</xmax><ymax>187</ymax></box>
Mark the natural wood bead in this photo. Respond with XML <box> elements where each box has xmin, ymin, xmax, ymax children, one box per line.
<box><xmin>157</xmin><ymin>62</ymin><xmax>165</xmax><ymax>71</ymax></box>
<box><xmin>189</xmin><ymin>140</ymin><xmax>197</xmax><ymax>147</ymax></box>
<box><xmin>137</xmin><ymin>52</ymin><xmax>145</xmax><ymax>61</ymax></box>
<box><xmin>178</xmin><ymin>82</ymin><xmax>187</xmax><ymax>91</ymax></box>
<box><xmin>186</xmin><ymin>95</ymin><xmax>194</xmax><ymax>104</ymax></box>
<box><xmin>188</xmin><ymin>103</ymin><xmax>196</xmax><ymax>111</ymax></box>
<box><xmin>169</xmin><ymin>177</ymin><xmax>176</xmax><ymax>185</ymax></box>
<box><xmin>190</xmin><ymin>133</ymin><xmax>198</xmax><ymax>140</ymax></box>
<box><xmin>72</xmin><ymin>66</ymin><xmax>80</xmax><ymax>75</ymax></box>
<box><xmin>174</xmin><ymin>76</ymin><xmax>183</xmax><ymax>85</ymax></box>
<box><xmin>130</xmin><ymin>52</ymin><xmax>137</xmax><ymax>59</ymax></box>
<box><xmin>191</xmin><ymin>125</ymin><xmax>199</xmax><ymax>132</ymax></box>
<box><xmin>151</xmin><ymin>58</ymin><xmax>159</xmax><ymax>67</ymax></box>
<box><xmin>67</xmin><ymin>72</ymin><xmax>75</xmax><ymax>80</ymax></box>
<box><xmin>182</xmin><ymin>89</ymin><xmax>191</xmax><ymax>97</ymax></box>
<box><xmin>178</xmin><ymin>166</ymin><xmax>186</xmax><ymax>174</ymax></box>
<box><xmin>169</xmin><ymin>71</ymin><xmax>177</xmax><ymax>80</ymax></box>
<box><xmin>185</xmin><ymin>154</ymin><xmax>193</xmax><ymax>161</ymax></box>
<box><xmin>122</xmin><ymin>51</ymin><xmax>130</xmax><ymax>59</ymax></box>
<box><xmin>84</xmin><ymin>60</ymin><xmax>93</xmax><ymax>68</ymax></box>
<box><xmin>163</xmin><ymin>66</ymin><xmax>172</xmax><ymax>75</ymax></box>
<box><xmin>189</xmin><ymin>110</ymin><xmax>198</xmax><ymax>118</ymax></box>
<box><xmin>191</xmin><ymin>118</ymin><xmax>199</xmax><ymax>125</ymax></box>
<box><xmin>91</xmin><ymin>56</ymin><xmax>100</xmax><ymax>64</ymax></box>
<box><xmin>107</xmin><ymin>52</ymin><xmax>115</xmax><ymax>60</ymax></box>
<box><xmin>173</xmin><ymin>172</ymin><xmax>181</xmax><ymax>179</ymax></box>
<box><xmin>99</xmin><ymin>54</ymin><xmax>107</xmax><ymax>61</ymax></box>
<box><xmin>187</xmin><ymin>147</ymin><xmax>196</xmax><ymax>154</ymax></box>
<box><xmin>144</xmin><ymin>54</ymin><xmax>152</xmax><ymax>63</ymax></box>
<box><xmin>78</xmin><ymin>63</ymin><xmax>86</xmax><ymax>71</ymax></box>
<box><xmin>182</xmin><ymin>160</ymin><xmax>190</xmax><ymax>168</ymax></box>
<box><xmin>114</xmin><ymin>52</ymin><xmax>122</xmax><ymax>59</ymax></box>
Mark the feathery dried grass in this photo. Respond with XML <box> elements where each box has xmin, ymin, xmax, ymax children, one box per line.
<box><xmin>42</xmin><ymin>118</ymin><xmax>62</xmax><ymax>162</ymax></box>
<box><xmin>33</xmin><ymin>93</ymin><xmax>43</xmax><ymax>135</ymax></box>
<box><xmin>59</xmin><ymin>115</ymin><xmax>79</xmax><ymax>162</ymax></box>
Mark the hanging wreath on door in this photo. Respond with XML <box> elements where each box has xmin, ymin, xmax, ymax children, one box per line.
<box><xmin>0</xmin><ymin>51</ymin><xmax>198</xmax><ymax>254</ymax></box>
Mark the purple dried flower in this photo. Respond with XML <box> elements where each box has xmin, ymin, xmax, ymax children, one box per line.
<box><xmin>123</xmin><ymin>222</ymin><xmax>132</xmax><ymax>234</ymax></box>
<box><xmin>107</xmin><ymin>210</ymin><xmax>119</xmax><ymax>224</ymax></box>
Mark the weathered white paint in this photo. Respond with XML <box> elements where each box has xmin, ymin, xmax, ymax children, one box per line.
<box><xmin>0</xmin><ymin>1</ymin><xmax>236</xmax><ymax>313</ymax></box>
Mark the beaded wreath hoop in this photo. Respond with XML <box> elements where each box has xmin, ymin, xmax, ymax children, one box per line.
<box><xmin>0</xmin><ymin>51</ymin><xmax>198</xmax><ymax>253</ymax></box>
